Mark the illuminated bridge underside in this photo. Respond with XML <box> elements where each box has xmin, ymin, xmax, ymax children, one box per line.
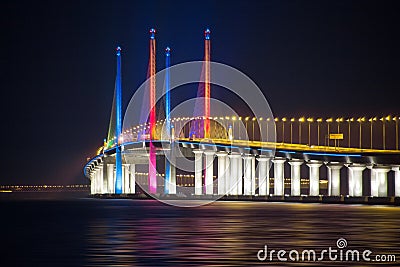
<box><xmin>85</xmin><ymin>137</ymin><xmax>400</xmax><ymax>199</ymax></box>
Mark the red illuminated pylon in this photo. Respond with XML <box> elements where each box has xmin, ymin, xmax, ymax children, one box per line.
<box><xmin>204</xmin><ymin>28</ymin><xmax>211</xmax><ymax>139</ymax></box>
<box><xmin>148</xmin><ymin>28</ymin><xmax>157</xmax><ymax>194</ymax></box>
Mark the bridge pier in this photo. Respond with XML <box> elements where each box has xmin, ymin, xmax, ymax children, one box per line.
<box><xmin>94</xmin><ymin>166</ymin><xmax>100</xmax><ymax>194</ymax></box>
<box><xmin>347</xmin><ymin>164</ymin><xmax>365</xmax><ymax>197</ymax></box>
<box><xmin>98</xmin><ymin>166</ymin><xmax>102</xmax><ymax>194</ymax></box>
<box><xmin>251</xmin><ymin>156</ymin><xmax>256</xmax><ymax>195</ymax></box>
<box><xmin>107</xmin><ymin>164</ymin><xmax>114</xmax><ymax>194</ymax></box>
<box><xmin>92</xmin><ymin>169</ymin><xmax>97</xmax><ymax>194</ymax></box>
<box><xmin>90</xmin><ymin>173</ymin><xmax>95</xmax><ymax>195</ymax></box>
<box><xmin>225</xmin><ymin>155</ymin><xmax>231</xmax><ymax>195</ymax></box>
<box><xmin>216</xmin><ymin>152</ymin><xmax>228</xmax><ymax>195</ymax></box>
<box><xmin>129</xmin><ymin>164</ymin><xmax>136</xmax><ymax>194</ymax></box>
<box><xmin>326</xmin><ymin>163</ymin><xmax>342</xmax><ymax>196</ymax></box>
<box><xmin>123</xmin><ymin>164</ymin><xmax>129</xmax><ymax>193</ymax></box>
<box><xmin>393</xmin><ymin>166</ymin><xmax>400</xmax><ymax>197</ymax></box>
<box><xmin>204</xmin><ymin>151</ymin><xmax>215</xmax><ymax>195</ymax></box>
<box><xmin>367</xmin><ymin>166</ymin><xmax>378</xmax><ymax>197</ymax></box>
<box><xmin>165</xmin><ymin>155</ymin><xmax>177</xmax><ymax>194</ymax></box>
<box><xmin>242</xmin><ymin>156</ymin><xmax>250</xmax><ymax>195</ymax></box>
<box><xmin>289</xmin><ymin>159</ymin><xmax>303</xmax><ymax>196</ymax></box>
<box><xmin>374</xmin><ymin>167</ymin><xmax>391</xmax><ymax>197</ymax></box>
<box><xmin>94</xmin><ymin>165</ymin><xmax>103</xmax><ymax>194</ymax></box>
<box><xmin>307</xmin><ymin>161</ymin><xmax>322</xmax><ymax>196</ymax></box>
<box><xmin>243</xmin><ymin>155</ymin><xmax>253</xmax><ymax>195</ymax></box>
<box><xmin>102</xmin><ymin>163</ymin><xmax>108</xmax><ymax>194</ymax></box>
<box><xmin>257</xmin><ymin>156</ymin><xmax>270</xmax><ymax>196</ymax></box>
<box><xmin>228</xmin><ymin>153</ymin><xmax>241</xmax><ymax>195</ymax></box>
<box><xmin>237</xmin><ymin>155</ymin><xmax>243</xmax><ymax>195</ymax></box>
<box><xmin>193</xmin><ymin>149</ymin><xmax>203</xmax><ymax>195</ymax></box>
<box><xmin>170</xmin><ymin>164</ymin><xmax>177</xmax><ymax>194</ymax></box>
<box><xmin>272</xmin><ymin>158</ymin><xmax>286</xmax><ymax>196</ymax></box>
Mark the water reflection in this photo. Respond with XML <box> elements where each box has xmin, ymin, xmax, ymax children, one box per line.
<box><xmin>84</xmin><ymin>200</ymin><xmax>400</xmax><ymax>266</ymax></box>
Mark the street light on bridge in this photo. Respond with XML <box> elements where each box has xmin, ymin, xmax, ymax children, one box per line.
<box><xmin>346</xmin><ymin>118</ymin><xmax>354</xmax><ymax>147</ymax></box>
<box><xmin>336</xmin><ymin>118</ymin><xmax>344</xmax><ymax>147</ymax></box>
<box><xmin>307</xmin><ymin>118</ymin><xmax>313</xmax><ymax>145</ymax></box>
<box><xmin>357</xmin><ymin>117</ymin><xmax>365</xmax><ymax>149</ymax></box>
<box><xmin>299</xmin><ymin>117</ymin><xmax>305</xmax><ymax>144</ymax></box>
<box><xmin>244</xmin><ymin>117</ymin><xmax>250</xmax><ymax>139</ymax></box>
<box><xmin>282</xmin><ymin>117</ymin><xmax>287</xmax><ymax>143</ymax></box>
<box><xmin>326</xmin><ymin>118</ymin><xmax>333</xmax><ymax>146</ymax></box>
<box><xmin>317</xmin><ymin>118</ymin><xmax>322</xmax><ymax>146</ymax></box>
<box><xmin>266</xmin><ymin>117</ymin><xmax>270</xmax><ymax>142</ymax></box>
<box><xmin>380</xmin><ymin>115</ymin><xmax>391</xmax><ymax>150</ymax></box>
<box><xmin>368</xmin><ymin>117</ymin><xmax>377</xmax><ymax>149</ymax></box>
<box><xmin>232</xmin><ymin>116</ymin><xmax>237</xmax><ymax>139</ymax></box>
<box><xmin>290</xmin><ymin>118</ymin><xmax>295</xmax><ymax>144</ymax></box>
<box><xmin>252</xmin><ymin>117</ymin><xmax>257</xmax><ymax>140</ymax></box>
<box><xmin>238</xmin><ymin>116</ymin><xmax>242</xmax><ymax>139</ymax></box>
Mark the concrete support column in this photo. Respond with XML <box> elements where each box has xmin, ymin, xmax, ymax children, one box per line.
<box><xmin>392</xmin><ymin>166</ymin><xmax>400</xmax><ymax>197</ymax></box>
<box><xmin>251</xmin><ymin>156</ymin><xmax>256</xmax><ymax>195</ymax></box>
<box><xmin>92</xmin><ymin>169</ymin><xmax>97</xmax><ymax>194</ymax></box>
<box><xmin>225</xmin><ymin>155</ymin><xmax>230</xmax><ymax>195</ymax></box>
<box><xmin>243</xmin><ymin>155</ymin><xmax>252</xmax><ymax>195</ymax></box>
<box><xmin>107</xmin><ymin>164</ymin><xmax>114</xmax><ymax>194</ymax></box>
<box><xmin>102</xmin><ymin>163</ymin><xmax>108</xmax><ymax>194</ymax></box>
<box><xmin>237</xmin><ymin>155</ymin><xmax>243</xmax><ymax>195</ymax></box>
<box><xmin>257</xmin><ymin>156</ymin><xmax>270</xmax><ymax>196</ymax></box>
<box><xmin>347</xmin><ymin>164</ymin><xmax>366</xmax><ymax>197</ymax></box>
<box><xmin>113</xmin><ymin>169</ymin><xmax>116</xmax><ymax>193</ymax></box>
<box><xmin>374</xmin><ymin>167</ymin><xmax>390</xmax><ymax>197</ymax></box>
<box><xmin>90</xmin><ymin>173</ymin><xmax>95</xmax><ymax>194</ymax></box>
<box><xmin>99</xmin><ymin>164</ymin><xmax>104</xmax><ymax>194</ymax></box>
<box><xmin>123</xmin><ymin>164</ymin><xmax>130</xmax><ymax>194</ymax></box>
<box><xmin>165</xmin><ymin>155</ymin><xmax>177</xmax><ymax>194</ymax></box>
<box><xmin>326</xmin><ymin>163</ymin><xmax>342</xmax><ymax>196</ymax></box>
<box><xmin>193</xmin><ymin>149</ymin><xmax>203</xmax><ymax>195</ymax></box>
<box><xmin>204</xmin><ymin>151</ymin><xmax>215</xmax><ymax>195</ymax></box>
<box><xmin>289</xmin><ymin>159</ymin><xmax>303</xmax><ymax>196</ymax></box>
<box><xmin>216</xmin><ymin>152</ymin><xmax>228</xmax><ymax>195</ymax></box>
<box><xmin>367</xmin><ymin>166</ymin><xmax>378</xmax><ymax>197</ymax></box>
<box><xmin>228</xmin><ymin>153</ymin><xmax>241</xmax><ymax>195</ymax></box>
<box><xmin>272</xmin><ymin>158</ymin><xmax>286</xmax><ymax>196</ymax></box>
<box><xmin>121</xmin><ymin>164</ymin><xmax>125</xmax><ymax>193</ymax></box>
<box><xmin>129</xmin><ymin>164</ymin><xmax>135</xmax><ymax>194</ymax></box>
<box><xmin>97</xmin><ymin>166</ymin><xmax>103</xmax><ymax>194</ymax></box>
<box><xmin>307</xmin><ymin>162</ymin><xmax>322</xmax><ymax>196</ymax></box>
<box><xmin>169</xmin><ymin>164</ymin><xmax>177</xmax><ymax>194</ymax></box>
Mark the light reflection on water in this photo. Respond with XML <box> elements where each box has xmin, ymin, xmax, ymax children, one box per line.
<box><xmin>1</xmin><ymin>198</ymin><xmax>399</xmax><ymax>266</ymax></box>
<box><xmin>83</xmin><ymin>200</ymin><xmax>400</xmax><ymax>266</ymax></box>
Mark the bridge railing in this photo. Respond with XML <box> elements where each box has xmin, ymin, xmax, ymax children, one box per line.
<box><xmin>101</xmin><ymin>115</ymin><xmax>400</xmax><ymax>154</ymax></box>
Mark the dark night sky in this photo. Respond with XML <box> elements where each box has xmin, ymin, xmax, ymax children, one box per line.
<box><xmin>1</xmin><ymin>0</ymin><xmax>399</xmax><ymax>185</ymax></box>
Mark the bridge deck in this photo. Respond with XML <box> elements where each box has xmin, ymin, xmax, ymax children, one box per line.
<box><xmin>179</xmin><ymin>138</ymin><xmax>400</xmax><ymax>154</ymax></box>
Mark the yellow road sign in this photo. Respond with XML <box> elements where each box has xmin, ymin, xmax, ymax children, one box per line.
<box><xmin>329</xmin><ymin>133</ymin><xmax>344</xmax><ymax>140</ymax></box>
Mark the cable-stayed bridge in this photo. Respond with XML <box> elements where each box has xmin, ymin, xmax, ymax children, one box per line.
<box><xmin>84</xmin><ymin>29</ymin><xmax>400</xmax><ymax>203</ymax></box>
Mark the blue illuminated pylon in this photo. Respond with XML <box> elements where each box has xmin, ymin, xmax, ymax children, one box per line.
<box><xmin>164</xmin><ymin>47</ymin><xmax>171</xmax><ymax>194</ymax></box>
<box><xmin>115</xmin><ymin>46</ymin><xmax>123</xmax><ymax>194</ymax></box>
